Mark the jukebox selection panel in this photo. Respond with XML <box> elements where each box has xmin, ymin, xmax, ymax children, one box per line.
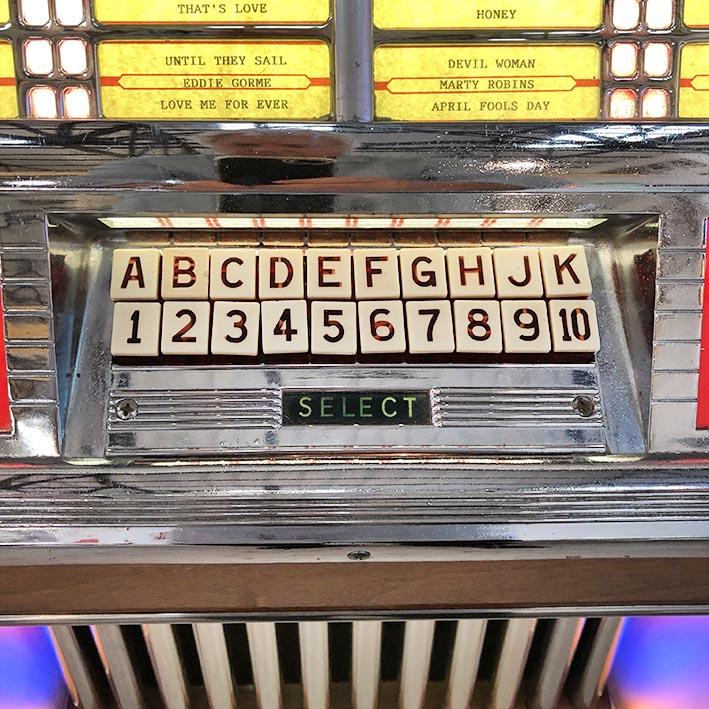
<box><xmin>0</xmin><ymin>0</ymin><xmax>705</xmax><ymax>120</ymax></box>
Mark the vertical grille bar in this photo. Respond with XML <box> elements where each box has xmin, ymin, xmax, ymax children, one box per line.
<box><xmin>49</xmin><ymin>626</ymin><xmax>102</xmax><ymax>709</ymax></box>
<box><xmin>246</xmin><ymin>622</ymin><xmax>282</xmax><ymax>709</ymax></box>
<box><xmin>446</xmin><ymin>619</ymin><xmax>487</xmax><ymax>709</ymax></box>
<box><xmin>399</xmin><ymin>620</ymin><xmax>436</xmax><ymax>709</ymax></box>
<box><xmin>529</xmin><ymin>618</ymin><xmax>585</xmax><ymax>709</ymax></box>
<box><xmin>141</xmin><ymin>624</ymin><xmax>190</xmax><ymax>709</ymax></box>
<box><xmin>91</xmin><ymin>625</ymin><xmax>145</xmax><ymax>709</ymax></box>
<box><xmin>298</xmin><ymin>622</ymin><xmax>330</xmax><ymax>709</ymax></box>
<box><xmin>489</xmin><ymin>618</ymin><xmax>537</xmax><ymax>709</ymax></box>
<box><xmin>193</xmin><ymin>623</ymin><xmax>237</xmax><ymax>709</ymax></box>
<box><xmin>352</xmin><ymin>621</ymin><xmax>382</xmax><ymax>709</ymax></box>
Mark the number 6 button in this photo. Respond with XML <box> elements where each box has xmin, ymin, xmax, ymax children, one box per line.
<box><xmin>501</xmin><ymin>300</ymin><xmax>552</xmax><ymax>354</ymax></box>
<box><xmin>211</xmin><ymin>302</ymin><xmax>260</xmax><ymax>356</ymax></box>
<box><xmin>548</xmin><ymin>299</ymin><xmax>600</xmax><ymax>353</ymax></box>
<box><xmin>311</xmin><ymin>302</ymin><xmax>357</xmax><ymax>356</ymax></box>
<box><xmin>358</xmin><ymin>301</ymin><xmax>406</xmax><ymax>354</ymax></box>
<box><xmin>161</xmin><ymin>301</ymin><xmax>210</xmax><ymax>355</ymax></box>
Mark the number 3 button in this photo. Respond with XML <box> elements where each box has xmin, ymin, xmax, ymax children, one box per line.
<box><xmin>211</xmin><ymin>302</ymin><xmax>260</xmax><ymax>356</ymax></box>
<box><xmin>311</xmin><ymin>302</ymin><xmax>357</xmax><ymax>356</ymax></box>
<box><xmin>161</xmin><ymin>302</ymin><xmax>211</xmax><ymax>355</ymax></box>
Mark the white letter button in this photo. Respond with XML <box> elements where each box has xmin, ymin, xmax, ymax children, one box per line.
<box><xmin>111</xmin><ymin>302</ymin><xmax>161</xmax><ymax>357</ymax></box>
<box><xmin>353</xmin><ymin>249</ymin><xmax>401</xmax><ymax>300</ymax></box>
<box><xmin>259</xmin><ymin>249</ymin><xmax>305</xmax><ymax>300</ymax></box>
<box><xmin>111</xmin><ymin>249</ymin><xmax>161</xmax><ymax>301</ymax></box>
<box><xmin>211</xmin><ymin>301</ymin><xmax>260</xmax><ymax>356</ymax></box>
<box><xmin>405</xmin><ymin>301</ymin><xmax>455</xmax><ymax>354</ymax></box>
<box><xmin>261</xmin><ymin>300</ymin><xmax>309</xmax><ymax>354</ymax></box>
<box><xmin>311</xmin><ymin>301</ymin><xmax>358</xmax><ymax>356</ymax></box>
<box><xmin>358</xmin><ymin>300</ymin><xmax>406</xmax><ymax>354</ymax></box>
<box><xmin>548</xmin><ymin>299</ymin><xmax>601</xmax><ymax>353</ymax></box>
<box><xmin>501</xmin><ymin>300</ymin><xmax>552</xmax><ymax>353</ymax></box>
<box><xmin>494</xmin><ymin>248</ymin><xmax>544</xmax><ymax>298</ymax></box>
<box><xmin>161</xmin><ymin>248</ymin><xmax>210</xmax><ymax>300</ymax></box>
<box><xmin>209</xmin><ymin>249</ymin><xmax>257</xmax><ymax>300</ymax></box>
<box><xmin>540</xmin><ymin>246</ymin><xmax>592</xmax><ymax>298</ymax></box>
<box><xmin>453</xmin><ymin>300</ymin><xmax>503</xmax><ymax>353</ymax></box>
<box><xmin>161</xmin><ymin>301</ymin><xmax>210</xmax><ymax>355</ymax></box>
<box><xmin>446</xmin><ymin>247</ymin><xmax>496</xmax><ymax>298</ymax></box>
<box><xmin>306</xmin><ymin>249</ymin><xmax>352</xmax><ymax>300</ymax></box>
<box><xmin>400</xmin><ymin>248</ymin><xmax>448</xmax><ymax>299</ymax></box>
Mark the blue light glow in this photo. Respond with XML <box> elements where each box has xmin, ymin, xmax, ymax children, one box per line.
<box><xmin>0</xmin><ymin>627</ymin><xmax>67</xmax><ymax>709</ymax></box>
<box><xmin>609</xmin><ymin>616</ymin><xmax>709</xmax><ymax>709</ymax></box>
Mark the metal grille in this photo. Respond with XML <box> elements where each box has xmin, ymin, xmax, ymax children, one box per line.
<box><xmin>50</xmin><ymin>616</ymin><xmax>623</xmax><ymax>709</ymax></box>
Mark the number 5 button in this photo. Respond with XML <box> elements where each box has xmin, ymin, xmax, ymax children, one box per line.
<box><xmin>211</xmin><ymin>302</ymin><xmax>260</xmax><ymax>356</ymax></box>
<box><xmin>501</xmin><ymin>300</ymin><xmax>551</xmax><ymax>354</ymax></box>
<box><xmin>548</xmin><ymin>299</ymin><xmax>600</xmax><ymax>353</ymax></box>
<box><xmin>311</xmin><ymin>302</ymin><xmax>357</xmax><ymax>356</ymax></box>
<box><xmin>161</xmin><ymin>302</ymin><xmax>210</xmax><ymax>355</ymax></box>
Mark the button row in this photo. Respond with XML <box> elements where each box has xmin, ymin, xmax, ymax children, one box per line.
<box><xmin>110</xmin><ymin>246</ymin><xmax>593</xmax><ymax>302</ymax></box>
<box><xmin>111</xmin><ymin>298</ymin><xmax>600</xmax><ymax>357</ymax></box>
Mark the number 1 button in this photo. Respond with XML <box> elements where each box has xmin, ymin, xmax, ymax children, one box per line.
<box><xmin>111</xmin><ymin>302</ymin><xmax>161</xmax><ymax>357</ymax></box>
<box><xmin>261</xmin><ymin>300</ymin><xmax>309</xmax><ymax>354</ymax></box>
<box><xmin>311</xmin><ymin>302</ymin><xmax>357</xmax><ymax>356</ymax></box>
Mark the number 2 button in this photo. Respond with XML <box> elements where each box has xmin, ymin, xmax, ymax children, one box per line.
<box><xmin>161</xmin><ymin>302</ymin><xmax>210</xmax><ymax>355</ymax></box>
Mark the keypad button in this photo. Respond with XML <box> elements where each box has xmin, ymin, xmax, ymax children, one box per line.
<box><xmin>209</xmin><ymin>249</ymin><xmax>257</xmax><ymax>300</ymax></box>
<box><xmin>405</xmin><ymin>301</ymin><xmax>455</xmax><ymax>354</ymax></box>
<box><xmin>548</xmin><ymin>299</ymin><xmax>601</xmax><ymax>353</ymax></box>
<box><xmin>161</xmin><ymin>301</ymin><xmax>211</xmax><ymax>355</ymax></box>
<box><xmin>211</xmin><ymin>301</ymin><xmax>260</xmax><ymax>356</ymax></box>
<box><xmin>111</xmin><ymin>249</ymin><xmax>161</xmax><ymax>301</ymax></box>
<box><xmin>261</xmin><ymin>300</ymin><xmax>309</xmax><ymax>354</ymax></box>
<box><xmin>453</xmin><ymin>300</ymin><xmax>503</xmax><ymax>353</ymax></box>
<box><xmin>111</xmin><ymin>302</ymin><xmax>161</xmax><ymax>356</ymax></box>
<box><xmin>353</xmin><ymin>249</ymin><xmax>401</xmax><ymax>300</ymax></box>
<box><xmin>400</xmin><ymin>248</ymin><xmax>448</xmax><ymax>299</ymax></box>
<box><xmin>311</xmin><ymin>301</ymin><xmax>358</xmax><ymax>355</ymax></box>
<box><xmin>446</xmin><ymin>247</ymin><xmax>496</xmax><ymax>298</ymax></box>
<box><xmin>358</xmin><ymin>301</ymin><xmax>406</xmax><ymax>354</ymax></box>
<box><xmin>161</xmin><ymin>248</ymin><xmax>210</xmax><ymax>300</ymax></box>
<box><xmin>259</xmin><ymin>249</ymin><xmax>305</xmax><ymax>300</ymax></box>
<box><xmin>494</xmin><ymin>248</ymin><xmax>544</xmax><ymax>299</ymax></box>
<box><xmin>306</xmin><ymin>249</ymin><xmax>353</xmax><ymax>300</ymax></box>
<box><xmin>539</xmin><ymin>246</ymin><xmax>592</xmax><ymax>298</ymax></box>
<box><xmin>501</xmin><ymin>300</ymin><xmax>552</xmax><ymax>354</ymax></box>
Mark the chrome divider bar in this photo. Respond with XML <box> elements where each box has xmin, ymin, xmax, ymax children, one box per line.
<box><xmin>91</xmin><ymin>624</ymin><xmax>145</xmax><ymax>709</ymax></box>
<box><xmin>49</xmin><ymin>626</ymin><xmax>102</xmax><ymax>709</ymax></box>
<box><xmin>141</xmin><ymin>624</ymin><xmax>189</xmax><ymax>709</ymax></box>
<box><xmin>193</xmin><ymin>623</ymin><xmax>236</xmax><ymax>709</ymax></box>
<box><xmin>446</xmin><ymin>618</ymin><xmax>487</xmax><ymax>709</ymax></box>
<box><xmin>489</xmin><ymin>618</ymin><xmax>537</xmax><ymax>709</ymax></box>
<box><xmin>246</xmin><ymin>622</ymin><xmax>283</xmax><ymax>709</ymax></box>
<box><xmin>399</xmin><ymin>619</ymin><xmax>435</xmax><ymax>709</ymax></box>
<box><xmin>352</xmin><ymin>620</ymin><xmax>382</xmax><ymax>709</ymax></box>
<box><xmin>298</xmin><ymin>621</ymin><xmax>330</xmax><ymax>709</ymax></box>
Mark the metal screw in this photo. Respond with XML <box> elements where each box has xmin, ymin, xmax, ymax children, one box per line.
<box><xmin>572</xmin><ymin>396</ymin><xmax>595</xmax><ymax>418</ymax></box>
<box><xmin>115</xmin><ymin>399</ymin><xmax>139</xmax><ymax>421</ymax></box>
<box><xmin>347</xmin><ymin>550</ymin><xmax>371</xmax><ymax>561</ymax></box>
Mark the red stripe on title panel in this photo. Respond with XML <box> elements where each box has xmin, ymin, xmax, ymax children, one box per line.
<box><xmin>696</xmin><ymin>221</ymin><xmax>709</xmax><ymax>428</ymax></box>
<box><xmin>0</xmin><ymin>287</ymin><xmax>11</xmax><ymax>432</ymax></box>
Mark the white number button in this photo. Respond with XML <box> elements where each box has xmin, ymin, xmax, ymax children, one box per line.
<box><xmin>111</xmin><ymin>249</ymin><xmax>161</xmax><ymax>301</ymax></box>
<box><xmin>353</xmin><ymin>249</ymin><xmax>401</xmax><ymax>300</ymax></box>
<box><xmin>306</xmin><ymin>249</ymin><xmax>353</xmax><ymax>300</ymax></box>
<box><xmin>494</xmin><ymin>248</ymin><xmax>544</xmax><ymax>299</ymax></box>
<box><xmin>549</xmin><ymin>299</ymin><xmax>600</xmax><ymax>353</ymax></box>
<box><xmin>446</xmin><ymin>247</ymin><xmax>496</xmax><ymax>298</ymax></box>
<box><xmin>539</xmin><ymin>246</ymin><xmax>592</xmax><ymax>298</ymax></box>
<box><xmin>358</xmin><ymin>300</ymin><xmax>406</xmax><ymax>354</ymax></box>
<box><xmin>453</xmin><ymin>300</ymin><xmax>503</xmax><ymax>354</ymax></box>
<box><xmin>111</xmin><ymin>302</ymin><xmax>161</xmax><ymax>356</ymax></box>
<box><xmin>501</xmin><ymin>300</ymin><xmax>552</xmax><ymax>353</ymax></box>
<box><xmin>161</xmin><ymin>248</ymin><xmax>210</xmax><ymax>301</ymax></box>
<box><xmin>211</xmin><ymin>301</ymin><xmax>260</xmax><ymax>356</ymax></box>
<box><xmin>161</xmin><ymin>301</ymin><xmax>210</xmax><ymax>355</ymax></box>
<box><xmin>400</xmin><ymin>248</ymin><xmax>448</xmax><ymax>299</ymax></box>
<box><xmin>209</xmin><ymin>249</ymin><xmax>257</xmax><ymax>300</ymax></box>
<box><xmin>259</xmin><ymin>249</ymin><xmax>305</xmax><ymax>300</ymax></box>
<box><xmin>311</xmin><ymin>302</ymin><xmax>358</xmax><ymax>355</ymax></box>
<box><xmin>405</xmin><ymin>301</ymin><xmax>455</xmax><ymax>354</ymax></box>
<box><xmin>261</xmin><ymin>300</ymin><xmax>309</xmax><ymax>354</ymax></box>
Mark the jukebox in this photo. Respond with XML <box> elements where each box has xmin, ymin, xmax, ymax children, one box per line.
<box><xmin>0</xmin><ymin>0</ymin><xmax>707</xmax><ymax>707</ymax></box>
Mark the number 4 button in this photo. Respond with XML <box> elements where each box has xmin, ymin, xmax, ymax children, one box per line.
<box><xmin>311</xmin><ymin>302</ymin><xmax>357</xmax><ymax>356</ymax></box>
<box><xmin>548</xmin><ymin>299</ymin><xmax>600</xmax><ymax>353</ymax></box>
<box><xmin>261</xmin><ymin>300</ymin><xmax>309</xmax><ymax>354</ymax></box>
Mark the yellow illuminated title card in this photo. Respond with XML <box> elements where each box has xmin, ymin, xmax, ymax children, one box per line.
<box><xmin>374</xmin><ymin>0</ymin><xmax>602</xmax><ymax>30</ymax></box>
<box><xmin>0</xmin><ymin>42</ymin><xmax>17</xmax><ymax>118</ymax></box>
<box><xmin>374</xmin><ymin>44</ymin><xmax>601</xmax><ymax>122</ymax></box>
<box><xmin>93</xmin><ymin>0</ymin><xmax>330</xmax><ymax>24</ymax></box>
<box><xmin>97</xmin><ymin>40</ymin><xmax>332</xmax><ymax>120</ymax></box>
<box><xmin>685</xmin><ymin>0</ymin><xmax>709</xmax><ymax>28</ymax></box>
<box><xmin>0</xmin><ymin>0</ymin><xmax>8</xmax><ymax>25</ymax></box>
<box><xmin>679</xmin><ymin>44</ymin><xmax>709</xmax><ymax>118</ymax></box>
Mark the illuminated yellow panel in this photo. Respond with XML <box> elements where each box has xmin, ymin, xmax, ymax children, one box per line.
<box><xmin>0</xmin><ymin>0</ymin><xmax>8</xmax><ymax>25</ymax></box>
<box><xmin>685</xmin><ymin>0</ymin><xmax>709</xmax><ymax>28</ymax></box>
<box><xmin>94</xmin><ymin>0</ymin><xmax>330</xmax><ymax>24</ymax></box>
<box><xmin>374</xmin><ymin>44</ymin><xmax>601</xmax><ymax>122</ymax></box>
<box><xmin>679</xmin><ymin>44</ymin><xmax>709</xmax><ymax>118</ymax></box>
<box><xmin>97</xmin><ymin>40</ymin><xmax>332</xmax><ymax>120</ymax></box>
<box><xmin>374</xmin><ymin>0</ymin><xmax>602</xmax><ymax>30</ymax></box>
<box><xmin>0</xmin><ymin>42</ymin><xmax>16</xmax><ymax>118</ymax></box>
